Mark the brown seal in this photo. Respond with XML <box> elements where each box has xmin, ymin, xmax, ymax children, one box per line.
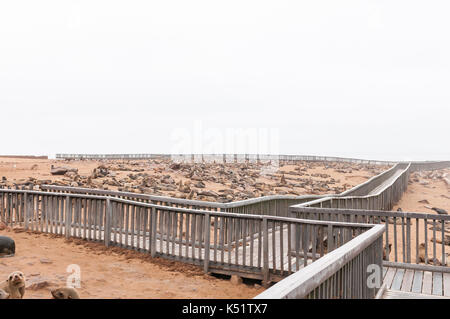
<box><xmin>0</xmin><ymin>271</ymin><xmax>26</xmax><ymax>299</ymax></box>
<box><xmin>0</xmin><ymin>288</ymin><xmax>9</xmax><ymax>299</ymax></box>
<box><xmin>51</xmin><ymin>287</ymin><xmax>80</xmax><ymax>299</ymax></box>
<box><xmin>0</xmin><ymin>236</ymin><xmax>15</xmax><ymax>258</ymax></box>
<box><xmin>418</xmin><ymin>243</ymin><xmax>426</xmax><ymax>262</ymax></box>
<box><xmin>383</xmin><ymin>243</ymin><xmax>392</xmax><ymax>260</ymax></box>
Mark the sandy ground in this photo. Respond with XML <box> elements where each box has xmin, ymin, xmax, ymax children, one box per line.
<box><xmin>389</xmin><ymin>168</ymin><xmax>450</xmax><ymax>263</ymax></box>
<box><xmin>0</xmin><ymin>228</ymin><xmax>264</xmax><ymax>299</ymax></box>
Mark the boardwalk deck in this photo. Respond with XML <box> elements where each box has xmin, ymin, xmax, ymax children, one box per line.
<box><xmin>383</xmin><ymin>266</ymin><xmax>450</xmax><ymax>298</ymax></box>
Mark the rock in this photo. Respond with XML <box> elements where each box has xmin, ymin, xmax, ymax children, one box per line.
<box><xmin>40</xmin><ymin>258</ymin><xmax>53</xmax><ymax>264</ymax></box>
<box><xmin>230</xmin><ymin>275</ymin><xmax>243</xmax><ymax>285</ymax></box>
<box><xmin>26</xmin><ymin>276</ymin><xmax>53</xmax><ymax>290</ymax></box>
<box><xmin>0</xmin><ymin>222</ymin><xmax>6</xmax><ymax>231</ymax></box>
<box><xmin>418</xmin><ymin>199</ymin><xmax>429</xmax><ymax>204</ymax></box>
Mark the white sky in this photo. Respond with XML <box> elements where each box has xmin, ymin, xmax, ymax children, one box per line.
<box><xmin>0</xmin><ymin>1</ymin><xmax>449</xmax><ymax>161</ymax></box>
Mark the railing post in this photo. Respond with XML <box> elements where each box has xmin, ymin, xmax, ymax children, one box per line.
<box><xmin>65</xmin><ymin>195</ymin><xmax>71</xmax><ymax>239</ymax></box>
<box><xmin>262</xmin><ymin>217</ymin><xmax>270</xmax><ymax>287</ymax></box>
<box><xmin>105</xmin><ymin>198</ymin><xmax>112</xmax><ymax>247</ymax></box>
<box><xmin>24</xmin><ymin>193</ymin><xmax>29</xmax><ymax>230</ymax></box>
<box><xmin>327</xmin><ymin>225</ymin><xmax>334</xmax><ymax>252</ymax></box>
<box><xmin>204</xmin><ymin>213</ymin><xmax>211</xmax><ymax>273</ymax></box>
<box><xmin>150</xmin><ymin>207</ymin><xmax>157</xmax><ymax>257</ymax></box>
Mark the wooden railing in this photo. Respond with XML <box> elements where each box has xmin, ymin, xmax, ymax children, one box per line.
<box><xmin>296</xmin><ymin>162</ymin><xmax>411</xmax><ymax>212</ymax></box>
<box><xmin>291</xmin><ymin>207</ymin><xmax>450</xmax><ymax>270</ymax></box>
<box><xmin>0</xmin><ymin>188</ymin><xmax>376</xmax><ymax>285</ymax></box>
<box><xmin>254</xmin><ymin>224</ymin><xmax>385</xmax><ymax>299</ymax></box>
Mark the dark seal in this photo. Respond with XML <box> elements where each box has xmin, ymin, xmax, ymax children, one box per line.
<box><xmin>0</xmin><ymin>236</ymin><xmax>15</xmax><ymax>257</ymax></box>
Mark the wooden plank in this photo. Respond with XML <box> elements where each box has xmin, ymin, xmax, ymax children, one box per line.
<box><xmin>422</xmin><ymin>271</ymin><xmax>433</xmax><ymax>295</ymax></box>
<box><xmin>384</xmin><ymin>289</ymin><xmax>450</xmax><ymax>299</ymax></box>
<box><xmin>383</xmin><ymin>267</ymin><xmax>396</xmax><ymax>289</ymax></box>
<box><xmin>411</xmin><ymin>270</ymin><xmax>423</xmax><ymax>294</ymax></box>
<box><xmin>432</xmin><ymin>272</ymin><xmax>443</xmax><ymax>296</ymax></box>
<box><xmin>443</xmin><ymin>273</ymin><xmax>450</xmax><ymax>297</ymax></box>
<box><xmin>391</xmin><ymin>268</ymin><xmax>404</xmax><ymax>290</ymax></box>
<box><xmin>400</xmin><ymin>270</ymin><xmax>414</xmax><ymax>292</ymax></box>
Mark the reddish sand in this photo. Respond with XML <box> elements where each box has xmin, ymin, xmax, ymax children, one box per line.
<box><xmin>389</xmin><ymin>168</ymin><xmax>450</xmax><ymax>263</ymax></box>
<box><xmin>0</xmin><ymin>228</ymin><xmax>264</xmax><ymax>299</ymax></box>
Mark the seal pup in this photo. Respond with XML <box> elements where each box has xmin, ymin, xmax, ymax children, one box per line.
<box><xmin>418</xmin><ymin>243</ymin><xmax>426</xmax><ymax>262</ymax></box>
<box><xmin>0</xmin><ymin>271</ymin><xmax>26</xmax><ymax>299</ymax></box>
<box><xmin>0</xmin><ymin>289</ymin><xmax>9</xmax><ymax>299</ymax></box>
<box><xmin>51</xmin><ymin>287</ymin><xmax>80</xmax><ymax>299</ymax></box>
<box><xmin>0</xmin><ymin>236</ymin><xmax>15</xmax><ymax>258</ymax></box>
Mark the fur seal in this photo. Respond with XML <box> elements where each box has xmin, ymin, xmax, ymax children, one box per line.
<box><xmin>0</xmin><ymin>288</ymin><xmax>9</xmax><ymax>299</ymax></box>
<box><xmin>51</xmin><ymin>287</ymin><xmax>80</xmax><ymax>299</ymax></box>
<box><xmin>0</xmin><ymin>271</ymin><xmax>26</xmax><ymax>299</ymax></box>
<box><xmin>418</xmin><ymin>243</ymin><xmax>426</xmax><ymax>262</ymax></box>
<box><xmin>0</xmin><ymin>236</ymin><xmax>15</xmax><ymax>257</ymax></box>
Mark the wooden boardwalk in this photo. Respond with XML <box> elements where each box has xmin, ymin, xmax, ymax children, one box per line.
<box><xmin>383</xmin><ymin>266</ymin><xmax>450</xmax><ymax>298</ymax></box>
<box><xmin>367</xmin><ymin>168</ymin><xmax>405</xmax><ymax>195</ymax></box>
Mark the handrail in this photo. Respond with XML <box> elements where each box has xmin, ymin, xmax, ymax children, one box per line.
<box><xmin>293</xmin><ymin>162</ymin><xmax>412</xmax><ymax>209</ymax></box>
<box><xmin>254</xmin><ymin>224</ymin><xmax>385</xmax><ymax>299</ymax></box>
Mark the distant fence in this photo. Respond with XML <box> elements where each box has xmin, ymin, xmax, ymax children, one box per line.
<box><xmin>0</xmin><ymin>155</ymin><xmax>48</xmax><ymax>159</ymax></box>
<box><xmin>55</xmin><ymin>154</ymin><xmax>450</xmax><ymax>169</ymax></box>
<box><xmin>55</xmin><ymin>153</ymin><xmax>397</xmax><ymax>165</ymax></box>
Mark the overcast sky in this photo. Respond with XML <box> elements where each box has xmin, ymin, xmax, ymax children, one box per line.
<box><xmin>0</xmin><ymin>1</ymin><xmax>448</xmax><ymax>161</ymax></box>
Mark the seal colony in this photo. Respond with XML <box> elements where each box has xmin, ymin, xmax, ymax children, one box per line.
<box><xmin>0</xmin><ymin>157</ymin><xmax>388</xmax><ymax>202</ymax></box>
